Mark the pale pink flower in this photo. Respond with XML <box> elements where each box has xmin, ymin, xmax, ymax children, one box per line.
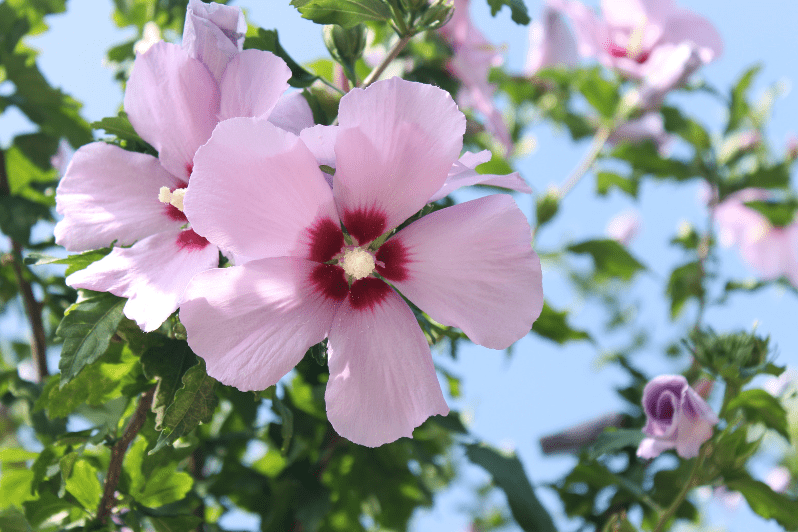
<box><xmin>608</xmin><ymin>113</ymin><xmax>671</xmax><ymax>154</ymax></box>
<box><xmin>180</xmin><ymin>78</ymin><xmax>544</xmax><ymax>446</ymax></box>
<box><xmin>605</xmin><ymin>209</ymin><xmax>641</xmax><ymax>246</ymax></box>
<box><xmin>557</xmin><ymin>0</ymin><xmax>723</xmax><ymax>80</ymax></box>
<box><xmin>439</xmin><ymin>0</ymin><xmax>512</xmax><ymax>155</ymax></box>
<box><xmin>637</xmin><ymin>375</ymin><xmax>718</xmax><ymax>459</ymax></box>
<box><xmin>50</xmin><ymin>139</ymin><xmax>74</xmax><ymax>176</ymax></box>
<box><xmin>55</xmin><ymin>1</ymin><xmax>312</xmax><ymax>332</ymax></box>
<box><xmin>526</xmin><ymin>3</ymin><xmax>579</xmax><ymax>74</ymax></box>
<box><xmin>713</xmin><ymin>188</ymin><xmax>798</xmax><ymax>286</ymax></box>
<box><xmin>765</xmin><ymin>467</ymin><xmax>791</xmax><ymax>493</ymax></box>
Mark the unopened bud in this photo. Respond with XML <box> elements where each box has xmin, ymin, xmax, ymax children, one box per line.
<box><xmin>323</xmin><ymin>24</ymin><xmax>366</xmax><ymax>81</ymax></box>
<box><xmin>419</xmin><ymin>0</ymin><xmax>454</xmax><ymax>30</ymax></box>
<box><xmin>535</xmin><ymin>189</ymin><xmax>560</xmax><ymax>227</ymax></box>
<box><xmin>400</xmin><ymin>0</ymin><xmax>428</xmax><ymax>11</ymax></box>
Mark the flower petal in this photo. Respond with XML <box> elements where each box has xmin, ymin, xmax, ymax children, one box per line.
<box><xmin>185</xmin><ymin>117</ymin><xmax>339</xmax><ymax>261</ymax></box>
<box><xmin>300</xmin><ymin>124</ymin><xmax>338</xmax><ymax>168</ymax></box>
<box><xmin>124</xmin><ymin>41</ymin><xmax>220</xmax><ymax>181</ymax></box>
<box><xmin>429</xmin><ymin>150</ymin><xmax>532</xmax><ymax>202</ymax></box>
<box><xmin>54</xmin><ymin>143</ymin><xmax>184</xmax><ymax>252</ymax></box>
<box><xmin>325</xmin><ymin>287</ymin><xmax>449</xmax><ymax>446</ymax></box>
<box><xmin>387</xmin><ymin>195</ymin><xmax>543</xmax><ymax>350</ymax></box>
<box><xmin>662</xmin><ymin>8</ymin><xmax>723</xmax><ymax>63</ymax></box>
<box><xmin>218</xmin><ymin>49</ymin><xmax>291</xmax><ymax>122</ymax></box>
<box><xmin>181</xmin><ymin>0</ymin><xmax>246</xmax><ymax>83</ymax></box>
<box><xmin>526</xmin><ymin>6</ymin><xmax>579</xmax><ymax>74</ymax></box>
<box><xmin>333</xmin><ymin>78</ymin><xmax>465</xmax><ymax>239</ymax></box>
<box><xmin>66</xmin><ymin>230</ymin><xmax>218</xmax><ymax>332</ymax></box>
<box><xmin>268</xmin><ymin>91</ymin><xmax>316</xmax><ymax>135</ymax></box>
<box><xmin>181</xmin><ymin>257</ymin><xmax>339</xmax><ymax>391</ymax></box>
<box><xmin>636</xmin><ymin>437</ymin><xmax>675</xmax><ymax>459</ymax></box>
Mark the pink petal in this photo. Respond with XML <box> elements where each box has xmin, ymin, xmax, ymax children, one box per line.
<box><xmin>185</xmin><ymin>117</ymin><xmax>339</xmax><ymax>261</ymax></box>
<box><xmin>662</xmin><ymin>8</ymin><xmax>723</xmax><ymax>63</ymax></box>
<box><xmin>54</xmin><ymin>143</ymin><xmax>184</xmax><ymax>252</ymax></box>
<box><xmin>526</xmin><ymin>6</ymin><xmax>579</xmax><ymax>74</ymax></box>
<box><xmin>333</xmin><ymin>78</ymin><xmax>465</xmax><ymax>241</ymax></box>
<box><xmin>429</xmin><ymin>150</ymin><xmax>532</xmax><ymax>202</ymax></box>
<box><xmin>387</xmin><ymin>195</ymin><xmax>543</xmax><ymax>350</ymax></box>
<box><xmin>600</xmin><ymin>0</ymin><xmax>675</xmax><ymax>29</ymax></box>
<box><xmin>218</xmin><ymin>50</ymin><xmax>291</xmax><ymax>122</ymax></box>
<box><xmin>66</xmin><ymin>230</ymin><xmax>218</xmax><ymax>332</ymax></box>
<box><xmin>636</xmin><ymin>437</ymin><xmax>675</xmax><ymax>459</ymax></box>
<box><xmin>739</xmin><ymin>225</ymin><xmax>798</xmax><ymax>281</ymax></box>
<box><xmin>181</xmin><ymin>0</ymin><xmax>246</xmax><ymax>83</ymax></box>
<box><xmin>180</xmin><ymin>257</ymin><xmax>339</xmax><ymax>391</ymax></box>
<box><xmin>124</xmin><ymin>41</ymin><xmax>220</xmax><ymax>182</ymax></box>
<box><xmin>268</xmin><ymin>91</ymin><xmax>316</xmax><ymax>135</ymax></box>
<box><xmin>325</xmin><ymin>287</ymin><xmax>449</xmax><ymax>446</ymax></box>
<box><xmin>556</xmin><ymin>0</ymin><xmax>604</xmax><ymax>59</ymax></box>
<box><xmin>300</xmin><ymin>124</ymin><xmax>338</xmax><ymax>168</ymax></box>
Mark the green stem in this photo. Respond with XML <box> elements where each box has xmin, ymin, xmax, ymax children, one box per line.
<box><xmin>556</xmin><ymin>125</ymin><xmax>612</xmax><ymax>200</ymax></box>
<box><xmin>652</xmin><ymin>446</ymin><xmax>708</xmax><ymax>532</ymax></box>
<box><xmin>360</xmin><ymin>33</ymin><xmax>413</xmax><ymax>88</ymax></box>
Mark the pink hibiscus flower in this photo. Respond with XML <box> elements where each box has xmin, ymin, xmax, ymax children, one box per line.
<box><xmin>713</xmin><ymin>188</ymin><xmax>798</xmax><ymax>286</ymax></box>
<box><xmin>438</xmin><ymin>0</ymin><xmax>513</xmax><ymax>155</ymax></box>
<box><xmin>54</xmin><ymin>0</ymin><xmax>313</xmax><ymax>332</ymax></box>
<box><xmin>557</xmin><ymin>0</ymin><xmax>723</xmax><ymax>80</ymax></box>
<box><xmin>180</xmin><ymin>78</ymin><xmax>544</xmax><ymax>446</ymax></box>
<box><xmin>525</xmin><ymin>2</ymin><xmax>579</xmax><ymax>75</ymax></box>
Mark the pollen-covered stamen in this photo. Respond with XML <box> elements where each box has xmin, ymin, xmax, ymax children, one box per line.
<box><xmin>158</xmin><ymin>186</ymin><xmax>187</xmax><ymax>212</ymax></box>
<box><xmin>341</xmin><ymin>247</ymin><xmax>376</xmax><ymax>280</ymax></box>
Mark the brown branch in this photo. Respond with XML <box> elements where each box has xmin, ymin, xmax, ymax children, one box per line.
<box><xmin>539</xmin><ymin>412</ymin><xmax>626</xmax><ymax>455</ymax></box>
<box><xmin>0</xmin><ymin>148</ymin><xmax>49</xmax><ymax>382</ymax></box>
<box><xmin>97</xmin><ymin>387</ymin><xmax>155</xmax><ymax>523</ymax></box>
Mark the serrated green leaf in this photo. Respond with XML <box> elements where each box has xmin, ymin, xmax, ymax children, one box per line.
<box><xmin>23</xmin><ymin>491</ymin><xmax>79</xmax><ymax>529</ymax></box>
<box><xmin>141</xmin><ymin>340</ymin><xmax>198</xmax><ymax>430</ymax></box>
<box><xmin>64</xmin><ymin>459</ymin><xmax>102</xmax><ymax>511</ymax></box>
<box><xmin>486</xmin><ymin>0</ymin><xmax>530</xmax><ymax>25</ymax></box>
<box><xmin>726</xmin><ymin>474</ymin><xmax>798</xmax><ymax>529</ymax></box>
<box><xmin>6</xmin><ymin>143</ymin><xmax>56</xmax><ymax>191</ymax></box>
<box><xmin>0</xmin><ymin>195</ymin><xmax>52</xmax><ymax>244</ymax></box>
<box><xmin>244</xmin><ymin>28</ymin><xmax>319</xmax><ymax>88</ymax></box>
<box><xmin>57</xmin><ymin>291</ymin><xmax>125</xmax><ymax>385</ymax></box>
<box><xmin>0</xmin><ymin>448</ymin><xmax>39</xmax><ymax>462</ymax></box>
<box><xmin>291</xmin><ymin>0</ymin><xmax>392</xmax><ymax>28</ymax></box>
<box><xmin>726</xmin><ymin>64</ymin><xmax>761</xmax><ymax>133</ymax></box>
<box><xmin>578</xmin><ymin>69</ymin><xmax>620</xmax><ymax>118</ymax></box>
<box><xmin>531</xmin><ymin>301</ymin><xmax>591</xmax><ymax>344</ymax></box>
<box><xmin>151</xmin><ymin>360</ymin><xmax>217</xmax><ymax>453</ymax></box>
<box><xmin>567</xmin><ymin>239</ymin><xmax>646</xmax><ymax>281</ymax></box>
<box><xmin>610</xmin><ymin>142</ymin><xmax>697</xmax><ymax>181</ymax></box>
<box><xmin>91</xmin><ymin>111</ymin><xmax>146</xmax><ymax>144</ymax></box>
<box><xmin>464</xmin><ymin>444</ymin><xmax>556</xmax><ymax>532</ymax></box>
<box><xmin>661</xmin><ymin>106</ymin><xmax>710</xmax><ymax>150</ymax></box>
<box><xmin>727</xmin><ymin>389</ymin><xmax>790</xmax><ymax>441</ymax></box>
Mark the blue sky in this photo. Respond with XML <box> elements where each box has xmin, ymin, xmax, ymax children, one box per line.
<box><xmin>1</xmin><ymin>1</ymin><xmax>797</xmax><ymax>531</ymax></box>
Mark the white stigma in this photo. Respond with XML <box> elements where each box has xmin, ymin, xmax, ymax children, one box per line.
<box><xmin>158</xmin><ymin>186</ymin><xmax>187</xmax><ymax>212</ymax></box>
<box><xmin>341</xmin><ymin>247</ymin><xmax>376</xmax><ymax>280</ymax></box>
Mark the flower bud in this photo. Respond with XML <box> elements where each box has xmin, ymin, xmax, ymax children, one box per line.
<box><xmin>419</xmin><ymin>0</ymin><xmax>454</xmax><ymax>30</ymax></box>
<box><xmin>323</xmin><ymin>24</ymin><xmax>367</xmax><ymax>82</ymax></box>
<box><xmin>400</xmin><ymin>0</ymin><xmax>428</xmax><ymax>12</ymax></box>
<box><xmin>637</xmin><ymin>375</ymin><xmax>718</xmax><ymax>459</ymax></box>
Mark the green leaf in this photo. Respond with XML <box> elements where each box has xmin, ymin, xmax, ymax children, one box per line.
<box><xmin>588</xmin><ymin>428</ymin><xmax>645</xmax><ymax>460</ymax></box>
<box><xmin>601</xmin><ymin>514</ymin><xmax>638</xmax><ymax>532</ymax></box>
<box><xmin>726</xmin><ymin>474</ymin><xmax>798</xmax><ymax>529</ymax></box>
<box><xmin>596</xmin><ymin>171</ymin><xmax>638</xmax><ymax>197</ymax></box>
<box><xmin>666</xmin><ymin>261</ymin><xmax>703</xmax><ymax>319</ymax></box>
<box><xmin>567</xmin><ymin>239</ymin><xmax>646</xmax><ymax>281</ymax></box>
<box><xmin>661</xmin><ymin>106</ymin><xmax>710</xmax><ymax>150</ymax></box>
<box><xmin>141</xmin><ymin>340</ymin><xmax>199</xmax><ymax>430</ymax></box>
<box><xmin>56</xmin><ymin>291</ymin><xmax>126</xmax><ymax>385</ymax></box>
<box><xmin>0</xmin><ymin>195</ymin><xmax>52</xmax><ymax>244</ymax></box>
<box><xmin>64</xmin><ymin>459</ymin><xmax>102</xmax><ymax>511</ymax></box>
<box><xmin>578</xmin><ymin>69</ymin><xmax>620</xmax><ymax>118</ymax></box>
<box><xmin>464</xmin><ymin>444</ymin><xmax>556</xmax><ymax>532</ymax></box>
<box><xmin>151</xmin><ymin>360</ymin><xmax>218</xmax><ymax>453</ymax></box>
<box><xmin>6</xmin><ymin>143</ymin><xmax>56</xmax><ymax>191</ymax></box>
<box><xmin>486</xmin><ymin>0</ymin><xmax>531</xmax><ymax>25</ymax></box>
<box><xmin>726</xmin><ymin>389</ymin><xmax>790</xmax><ymax>441</ymax></box>
<box><xmin>531</xmin><ymin>301</ymin><xmax>591</xmax><ymax>344</ymax></box>
<box><xmin>0</xmin><ymin>468</ymin><xmax>36</xmax><ymax>507</ymax></box>
<box><xmin>0</xmin><ymin>448</ymin><xmax>39</xmax><ymax>462</ymax></box>
<box><xmin>25</xmin><ymin>247</ymin><xmax>111</xmax><ymax>276</ymax></box>
<box><xmin>91</xmin><ymin>111</ymin><xmax>147</xmax><ymax>144</ymax></box>
<box><xmin>0</xmin><ymin>508</ymin><xmax>33</xmax><ymax>532</ymax></box>
<box><xmin>744</xmin><ymin>200</ymin><xmax>798</xmax><ymax>227</ymax></box>
<box><xmin>610</xmin><ymin>142</ymin><xmax>697</xmax><ymax>181</ymax></box>
<box><xmin>149</xmin><ymin>515</ymin><xmax>203</xmax><ymax>532</ymax></box>
<box><xmin>244</xmin><ymin>28</ymin><xmax>319</xmax><ymax>88</ymax></box>
<box><xmin>290</xmin><ymin>0</ymin><xmax>392</xmax><ymax>28</ymax></box>
<box><xmin>23</xmin><ymin>491</ymin><xmax>79</xmax><ymax>529</ymax></box>
<box><xmin>726</xmin><ymin>64</ymin><xmax>761</xmax><ymax>133</ymax></box>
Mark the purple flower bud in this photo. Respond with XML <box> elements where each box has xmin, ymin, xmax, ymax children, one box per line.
<box><xmin>637</xmin><ymin>375</ymin><xmax>718</xmax><ymax>459</ymax></box>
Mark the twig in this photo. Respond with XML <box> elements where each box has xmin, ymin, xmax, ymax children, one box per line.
<box><xmin>0</xmin><ymin>148</ymin><xmax>49</xmax><ymax>382</ymax></box>
<box><xmin>556</xmin><ymin>125</ymin><xmax>613</xmax><ymax>200</ymax></box>
<box><xmin>360</xmin><ymin>33</ymin><xmax>413</xmax><ymax>89</ymax></box>
<box><xmin>652</xmin><ymin>445</ymin><xmax>707</xmax><ymax>532</ymax></box>
<box><xmin>97</xmin><ymin>387</ymin><xmax>155</xmax><ymax>523</ymax></box>
<box><xmin>539</xmin><ymin>412</ymin><xmax>625</xmax><ymax>455</ymax></box>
